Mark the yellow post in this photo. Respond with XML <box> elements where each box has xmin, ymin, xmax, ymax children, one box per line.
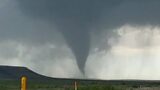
<box><xmin>21</xmin><ymin>76</ymin><xmax>27</xmax><ymax>90</ymax></box>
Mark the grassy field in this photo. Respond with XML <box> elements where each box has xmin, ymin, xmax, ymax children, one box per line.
<box><xmin>1</xmin><ymin>79</ymin><xmax>160</xmax><ymax>90</ymax></box>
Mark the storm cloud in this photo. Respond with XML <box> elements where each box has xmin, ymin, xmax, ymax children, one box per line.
<box><xmin>1</xmin><ymin>0</ymin><xmax>160</xmax><ymax>79</ymax></box>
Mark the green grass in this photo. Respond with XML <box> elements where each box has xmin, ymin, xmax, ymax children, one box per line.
<box><xmin>0</xmin><ymin>79</ymin><xmax>160</xmax><ymax>90</ymax></box>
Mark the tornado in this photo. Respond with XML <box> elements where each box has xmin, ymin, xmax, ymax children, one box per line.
<box><xmin>17</xmin><ymin>0</ymin><xmax>123</xmax><ymax>74</ymax></box>
<box><xmin>17</xmin><ymin>0</ymin><xmax>93</xmax><ymax>73</ymax></box>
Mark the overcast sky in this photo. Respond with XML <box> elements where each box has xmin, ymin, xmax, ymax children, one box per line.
<box><xmin>1</xmin><ymin>0</ymin><xmax>160</xmax><ymax>80</ymax></box>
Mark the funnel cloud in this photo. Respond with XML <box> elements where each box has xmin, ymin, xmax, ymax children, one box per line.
<box><xmin>16</xmin><ymin>0</ymin><xmax>123</xmax><ymax>73</ymax></box>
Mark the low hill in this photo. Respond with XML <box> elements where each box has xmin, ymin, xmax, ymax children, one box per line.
<box><xmin>0</xmin><ymin>66</ymin><xmax>48</xmax><ymax>80</ymax></box>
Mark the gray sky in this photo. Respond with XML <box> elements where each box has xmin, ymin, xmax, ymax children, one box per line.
<box><xmin>0</xmin><ymin>0</ymin><xmax>160</xmax><ymax>79</ymax></box>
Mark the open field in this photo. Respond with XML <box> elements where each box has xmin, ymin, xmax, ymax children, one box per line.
<box><xmin>1</xmin><ymin>79</ymin><xmax>160</xmax><ymax>90</ymax></box>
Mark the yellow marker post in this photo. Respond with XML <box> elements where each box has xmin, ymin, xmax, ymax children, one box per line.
<box><xmin>21</xmin><ymin>76</ymin><xmax>27</xmax><ymax>90</ymax></box>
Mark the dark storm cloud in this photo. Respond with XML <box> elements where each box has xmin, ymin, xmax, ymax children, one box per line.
<box><xmin>16</xmin><ymin>0</ymin><xmax>124</xmax><ymax>73</ymax></box>
<box><xmin>101</xmin><ymin>0</ymin><xmax>160</xmax><ymax>28</ymax></box>
<box><xmin>0</xmin><ymin>0</ymin><xmax>64</xmax><ymax>46</ymax></box>
<box><xmin>1</xmin><ymin>0</ymin><xmax>160</xmax><ymax>78</ymax></box>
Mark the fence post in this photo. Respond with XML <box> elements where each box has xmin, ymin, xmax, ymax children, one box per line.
<box><xmin>75</xmin><ymin>81</ymin><xmax>77</xmax><ymax>90</ymax></box>
<box><xmin>21</xmin><ymin>76</ymin><xmax>27</xmax><ymax>90</ymax></box>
